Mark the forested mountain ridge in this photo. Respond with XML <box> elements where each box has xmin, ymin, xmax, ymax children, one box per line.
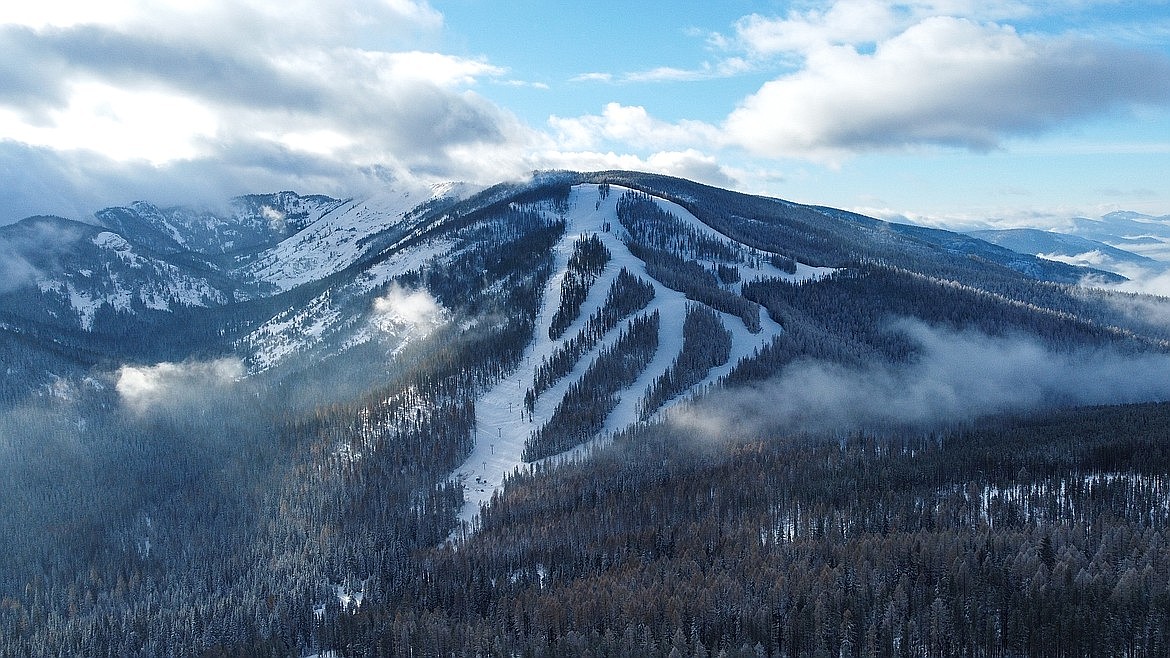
<box><xmin>3</xmin><ymin>171</ymin><xmax>1170</xmax><ymax>656</ymax></box>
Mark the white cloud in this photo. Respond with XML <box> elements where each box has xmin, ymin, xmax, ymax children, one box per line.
<box><xmin>534</xmin><ymin>148</ymin><xmax>737</xmax><ymax>190</ymax></box>
<box><xmin>2</xmin><ymin>0</ymin><xmax>1166</xmax><ymax>228</ymax></box>
<box><xmin>1085</xmin><ymin>263</ymin><xmax>1170</xmax><ymax>300</ymax></box>
<box><xmin>670</xmin><ymin>319</ymin><xmax>1170</xmax><ymax>439</ymax></box>
<box><xmin>361</xmin><ymin>50</ymin><xmax>505</xmax><ymax>87</ymax></box>
<box><xmin>0</xmin><ymin>1</ymin><xmax>142</xmax><ymax>30</ymax></box>
<box><xmin>618</xmin><ymin>58</ymin><xmax>755</xmax><ymax>84</ymax></box>
<box><xmin>734</xmin><ymin>1</ymin><xmax>904</xmax><ymax>56</ymax></box>
<box><xmin>570</xmin><ymin>72</ymin><xmax>614</xmax><ymax>83</ymax></box>
<box><xmin>546</xmin><ymin>1</ymin><xmax>1170</xmax><ymax>186</ymax></box>
<box><xmin>644</xmin><ymin>150</ymin><xmax>735</xmax><ymax>189</ymax></box>
<box><xmin>0</xmin><ymin>0</ymin><xmax>526</xmax><ymax>222</ymax></box>
<box><xmin>724</xmin><ymin>15</ymin><xmax>1170</xmax><ymax>159</ymax></box>
<box><xmin>116</xmin><ymin>358</ymin><xmax>244</xmax><ymax>414</ymax></box>
<box><xmin>0</xmin><ymin>81</ymin><xmax>219</xmax><ymax>164</ymax></box>
<box><xmin>729</xmin><ymin>1</ymin><xmax>1041</xmax><ymax>56</ymax></box>
<box><xmin>549</xmin><ymin>103</ymin><xmax>722</xmax><ymax>151</ymax></box>
<box><xmin>371</xmin><ymin>284</ymin><xmax>445</xmax><ymax>334</ymax></box>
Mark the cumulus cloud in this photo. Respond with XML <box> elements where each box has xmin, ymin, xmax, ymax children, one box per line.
<box><xmin>724</xmin><ymin>15</ymin><xmax>1170</xmax><ymax>159</ymax></box>
<box><xmin>549</xmin><ymin>1</ymin><xmax>1170</xmax><ymax>178</ymax></box>
<box><xmin>670</xmin><ymin>320</ymin><xmax>1170</xmax><ymax>440</ymax></box>
<box><xmin>4</xmin><ymin>0</ymin><xmax>1167</xmax><ymax>227</ymax></box>
<box><xmin>0</xmin><ymin>0</ymin><xmax>534</xmax><ymax>224</ymax></box>
<box><xmin>644</xmin><ymin>150</ymin><xmax>736</xmax><ymax>189</ymax></box>
<box><xmin>549</xmin><ymin>103</ymin><xmax>723</xmax><ymax>152</ymax></box>
<box><xmin>535</xmin><ymin>147</ymin><xmax>738</xmax><ymax>190</ymax></box>
<box><xmin>115</xmin><ymin>358</ymin><xmax>244</xmax><ymax>415</ymax></box>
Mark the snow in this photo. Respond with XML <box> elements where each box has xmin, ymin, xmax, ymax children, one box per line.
<box><xmin>92</xmin><ymin>231</ymin><xmax>133</xmax><ymax>253</ymax></box>
<box><xmin>239</xmin><ymin>182</ymin><xmax>465</xmax><ymax>293</ymax></box>
<box><xmin>241</xmin><ymin>235</ymin><xmax>455</xmax><ymax>373</ymax></box>
<box><xmin>452</xmin><ymin>184</ymin><xmax>831</xmax><ymax>531</ymax></box>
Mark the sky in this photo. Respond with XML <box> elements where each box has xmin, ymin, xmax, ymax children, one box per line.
<box><xmin>1</xmin><ymin>0</ymin><xmax>1169</xmax><ymax>230</ymax></box>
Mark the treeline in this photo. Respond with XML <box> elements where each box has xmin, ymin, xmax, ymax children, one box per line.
<box><xmin>640</xmin><ymin>304</ymin><xmax>732</xmax><ymax>417</ymax></box>
<box><xmin>528</xmin><ymin>268</ymin><xmax>655</xmax><ymax>409</ymax></box>
<box><xmin>616</xmin><ymin>190</ymin><xmax>742</xmax><ymax>263</ymax></box>
<box><xmin>548</xmin><ymin>234</ymin><xmax>611</xmax><ymax>339</ymax></box>
<box><xmin>625</xmin><ymin>241</ymin><xmax>761</xmax><ymax>333</ymax></box>
<box><xmin>360</xmin><ymin>401</ymin><xmax>1170</xmax><ymax>657</ymax></box>
<box><xmin>524</xmin><ymin>311</ymin><xmax>660</xmax><ymax>461</ymax></box>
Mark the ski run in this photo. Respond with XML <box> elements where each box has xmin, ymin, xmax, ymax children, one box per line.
<box><xmin>452</xmin><ymin>184</ymin><xmax>832</xmax><ymax>530</ymax></box>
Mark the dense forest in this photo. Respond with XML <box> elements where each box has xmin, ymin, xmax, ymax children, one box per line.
<box><xmin>350</xmin><ymin>401</ymin><xmax>1170</xmax><ymax>657</ymax></box>
<box><xmin>640</xmin><ymin>303</ymin><xmax>732</xmax><ymax>418</ymax></box>
<box><xmin>528</xmin><ymin>267</ymin><xmax>655</xmax><ymax>409</ymax></box>
<box><xmin>5</xmin><ymin>384</ymin><xmax>1169</xmax><ymax>656</ymax></box>
<box><xmin>525</xmin><ymin>310</ymin><xmax>661</xmax><ymax>461</ymax></box>
<box><xmin>3</xmin><ymin>172</ymin><xmax>1170</xmax><ymax>656</ymax></box>
<box><xmin>0</xmin><ymin>193</ymin><xmax>567</xmax><ymax>657</ymax></box>
<box><xmin>617</xmin><ymin>191</ymin><xmax>762</xmax><ymax>333</ymax></box>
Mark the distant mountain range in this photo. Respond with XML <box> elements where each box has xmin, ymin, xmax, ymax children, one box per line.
<box><xmin>3</xmin><ymin>171</ymin><xmax>1141</xmax><ymax>402</ymax></box>
<box><xmin>969</xmin><ymin>211</ymin><xmax>1170</xmax><ymax>279</ymax></box>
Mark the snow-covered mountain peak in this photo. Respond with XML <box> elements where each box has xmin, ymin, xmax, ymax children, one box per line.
<box><xmin>236</xmin><ymin>182</ymin><xmax>467</xmax><ymax>293</ymax></box>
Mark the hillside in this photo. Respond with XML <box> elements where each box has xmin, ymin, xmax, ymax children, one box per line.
<box><xmin>2</xmin><ymin>171</ymin><xmax>1170</xmax><ymax>656</ymax></box>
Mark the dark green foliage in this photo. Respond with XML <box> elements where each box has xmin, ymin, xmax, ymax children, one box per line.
<box><xmin>616</xmin><ymin>190</ymin><xmax>742</xmax><ymax>263</ymax></box>
<box><xmin>640</xmin><ymin>304</ymin><xmax>732</xmax><ymax>417</ymax></box>
<box><xmin>769</xmin><ymin>252</ymin><xmax>798</xmax><ymax>274</ymax></box>
<box><xmin>529</xmin><ymin>268</ymin><xmax>655</xmax><ymax>408</ymax></box>
<box><xmin>548</xmin><ymin>234</ymin><xmax>611</xmax><ymax>340</ymax></box>
<box><xmin>626</xmin><ymin>241</ymin><xmax>761</xmax><ymax>334</ymax></box>
<box><xmin>616</xmin><ymin>189</ymin><xmax>762</xmax><ymax>333</ymax></box>
<box><xmin>525</xmin><ymin>311</ymin><xmax>660</xmax><ymax>461</ymax></box>
<box><xmin>715</xmin><ymin>262</ymin><xmax>741</xmax><ymax>284</ymax></box>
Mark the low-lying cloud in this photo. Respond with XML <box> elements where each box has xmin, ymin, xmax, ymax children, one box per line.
<box><xmin>0</xmin><ymin>216</ymin><xmax>88</xmax><ymax>292</ymax></box>
<box><xmin>116</xmin><ymin>357</ymin><xmax>244</xmax><ymax>415</ymax></box>
<box><xmin>371</xmin><ymin>283</ymin><xmax>446</xmax><ymax>334</ymax></box>
<box><xmin>671</xmin><ymin>320</ymin><xmax>1170</xmax><ymax>439</ymax></box>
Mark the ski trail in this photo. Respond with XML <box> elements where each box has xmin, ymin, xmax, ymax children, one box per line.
<box><xmin>452</xmin><ymin>184</ymin><xmax>829</xmax><ymax>531</ymax></box>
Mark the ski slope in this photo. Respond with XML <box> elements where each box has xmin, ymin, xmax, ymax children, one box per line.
<box><xmin>453</xmin><ymin>184</ymin><xmax>833</xmax><ymax>529</ymax></box>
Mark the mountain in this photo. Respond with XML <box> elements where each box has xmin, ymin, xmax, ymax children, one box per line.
<box><xmin>970</xmin><ymin>226</ymin><xmax>1170</xmax><ymax>281</ymax></box>
<box><xmin>0</xmin><ymin>170</ymin><xmax>1141</xmax><ymax>404</ymax></box>
<box><xmin>3</xmin><ymin>171</ymin><xmax>1170</xmax><ymax>656</ymax></box>
<box><xmin>1068</xmin><ymin>210</ymin><xmax>1170</xmax><ymax>261</ymax></box>
<box><xmin>94</xmin><ymin>192</ymin><xmax>346</xmax><ymax>257</ymax></box>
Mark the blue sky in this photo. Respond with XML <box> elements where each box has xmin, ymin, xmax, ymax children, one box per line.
<box><xmin>1</xmin><ymin>1</ymin><xmax>1168</xmax><ymax>229</ymax></box>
